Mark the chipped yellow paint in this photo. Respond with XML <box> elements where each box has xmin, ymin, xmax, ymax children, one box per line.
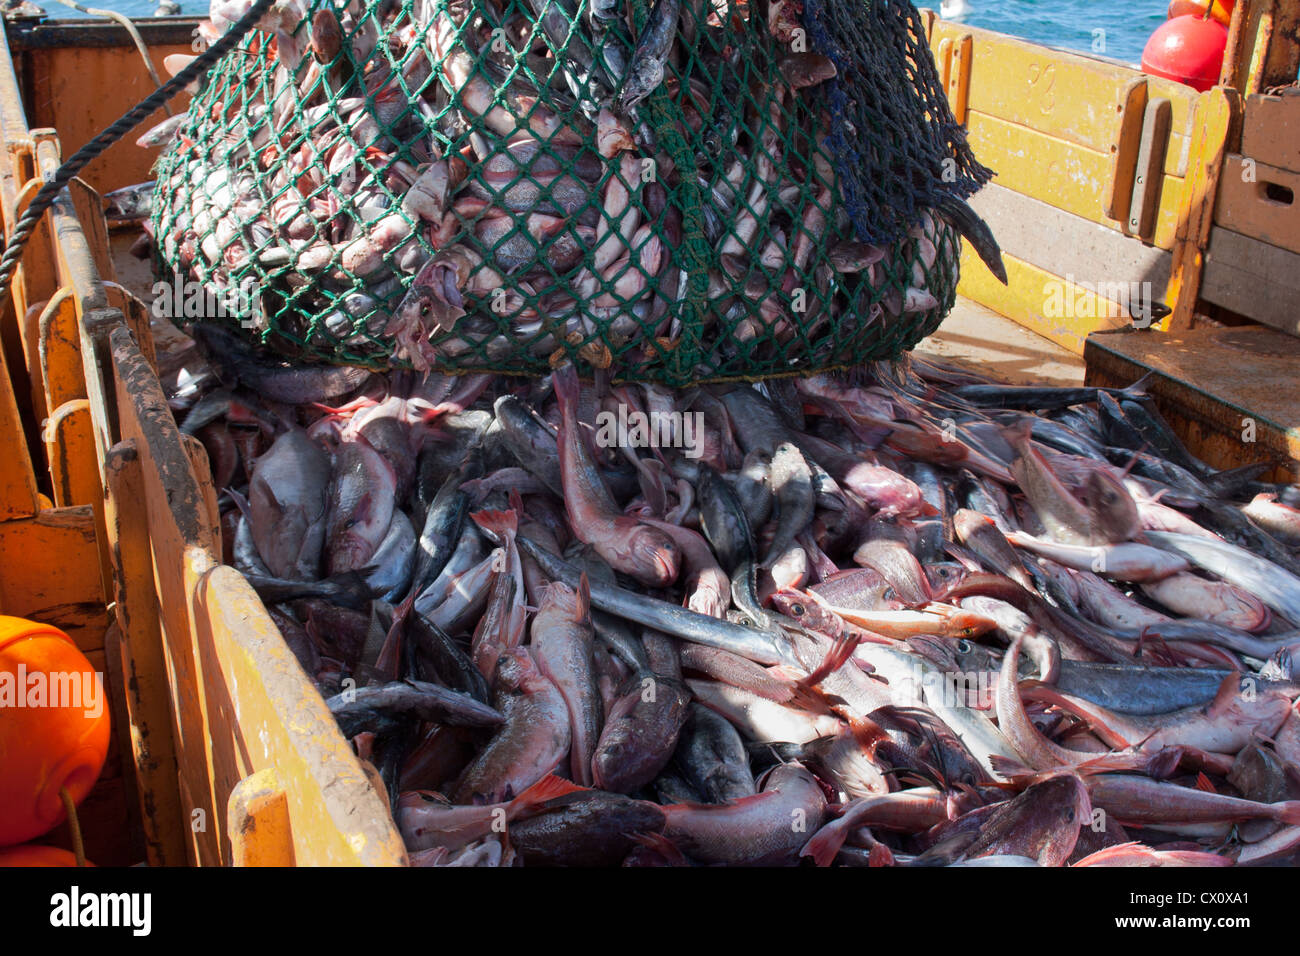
<box><xmin>966</xmin><ymin>109</ymin><xmax>1185</xmax><ymax>250</ymax></box>
<box><xmin>956</xmin><ymin>244</ymin><xmax>1142</xmax><ymax>356</ymax></box>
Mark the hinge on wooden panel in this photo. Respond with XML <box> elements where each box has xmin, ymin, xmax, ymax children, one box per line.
<box><xmin>1125</xmin><ymin>98</ymin><xmax>1173</xmax><ymax>242</ymax></box>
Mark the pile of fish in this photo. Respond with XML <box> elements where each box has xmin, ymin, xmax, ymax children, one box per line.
<box><xmin>117</xmin><ymin>0</ymin><xmax>1003</xmax><ymax>378</ymax></box>
<box><xmin>162</xmin><ymin>319</ymin><xmax>1300</xmax><ymax>867</ymax></box>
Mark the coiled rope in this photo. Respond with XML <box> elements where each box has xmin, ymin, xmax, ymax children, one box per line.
<box><xmin>0</xmin><ymin>0</ymin><xmax>278</xmax><ymax>298</ymax></box>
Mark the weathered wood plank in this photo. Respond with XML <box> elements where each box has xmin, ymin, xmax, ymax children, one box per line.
<box><xmin>105</xmin><ymin>440</ymin><xmax>188</xmax><ymax>867</ymax></box>
<box><xmin>1165</xmin><ymin>88</ymin><xmax>1241</xmax><ymax>333</ymax></box>
<box><xmin>968</xmin><ymin>182</ymin><xmax>1173</xmax><ymax>295</ymax></box>
<box><xmin>1201</xmin><ymin>227</ymin><xmax>1300</xmax><ymax>335</ymax></box>
<box><xmin>0</xmin><ymin>506</ymin><xmax>105</xmax><ymax>622</ymax></box>
<box><xmin>1240</xmin><ymin>93</ymin><xmax>1300</xmax><ymax>173</ymax></box>
<box><xmin>1085</xmin><ymin>325</ymin><xmax>1300</xmax><ymax>482</ymax></box>
<box><xmin>44</xmin><ymin>399</ymin><xmax>99</xmax><ymax>508</ymax></box>
<box><xmin>1214</xmin><ymin>153</ymin><xmax>1300</xmax><ymax>256</ymax></box>
<box><xmin>956</xmin><ymin>244</ymin><xmax>1134</xmax><ymax>355</ymax></box>
<box><xmin>964</xmin><ymin>109</ymin><xmax>1185</xmax><ymax>250</ymax></box>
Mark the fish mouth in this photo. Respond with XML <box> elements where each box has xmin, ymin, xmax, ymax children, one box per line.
<box><xmin>645</xmin><ymin>549</ymin><xmax>677</xmax><ymax>587</ymax></box>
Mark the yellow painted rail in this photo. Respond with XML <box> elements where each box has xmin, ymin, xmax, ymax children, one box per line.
<box><xmin>0</xmin><ymin>31</ymin><xmax>405</xmax><ymax>867</ymax></box>
<box><xmin>923</xmin><ymin>15</ymin><xmax>1239</xmax><ymax>353</ymax></box>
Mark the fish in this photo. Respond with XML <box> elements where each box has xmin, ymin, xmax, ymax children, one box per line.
<box><xmin>507</xmin><ymin>791</ymin><xmax>667</xmax><ymax>866</ymax></box>
<box><xmin>954</xmin><ymin>775</ymin><xmax>1091</xmax><ymax>867</ymax></box>
<box><xmin>398</xmin><ymin>774</ymin><xmax>581</xmax><ymax>853</ymax></box>
<box><xmin>553</xmin><ymin>363</ymin><xmax>679</xmax><ymax>588</ymax></box>
<box><xmin>326</xmin><ymin>679</ymin><xmax>504</xmax><ymax>737</ymax></box>
<box><xmin>762</xmin><ymin>442</ymin><xmax>815</xmax><ymax>569</ymax></box>
<box><xmin>324</xmin><ymin>436</ymin><xmax>398</xmax><ymax>574</ymax></box>
<box><xmin>675</xmin><ymin>703</ymin><xmax>756</xmax><ymax>804</ymax></box>
<box><xmin>451</xmin><ymin>647</ymin><xmax>572</xmax><ymax>805</ymax></box>
<box><xmin>591</xmin><ymin>636</ymin><xmax>692</xmax><ymax>794</ymax></box>
<box><xmin>530</xmin><ymin>578</ymin><xmax>603</xmax><ymax>786</ymax></box>
<box><xmin>171</xmin><ymin>326</ymin><xmax>1300</xmax><ymax>866</ymax></box>
<box><xmin>103</xmin><ymin>181</ymin><xmax>155</xmax><ymax>222</ymax></box>
<box><xmin>616</xmin><ymin>0</ymin><xmax>680</xmax><ymax>113</ymax></box>
<box><xmin>246</xmin><ymin>429</ymin><xmax>331</xmax><ymax>581</ymax></box>
<box><xmin>1144</xmin><ymin>531</ymin><xmax>1300</xmax><ymax>624</ymax></box>
<box><xmin>662</xmin><ymin>762</ymin><xmax>827</xmax><ymax>865</ymax></box>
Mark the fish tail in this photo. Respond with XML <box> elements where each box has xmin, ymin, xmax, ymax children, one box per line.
<box><xmin>552</xmin><ymin>361</ymin><xmax>580</xmax><ymax>415</ymax></box>
<box><xmin>800</xmin><ymin>821</ymin><xmax>849</xmax><ymax>868</ymax></box>
<box><xmin>472</xmin><ymin>507</ymin><xmax>519</xmax><ymax>540</ymax></box>
<box><xmin>798</xmin><ymin>632</ymin><xmax>862</xmax><ymax>688</ymax></box>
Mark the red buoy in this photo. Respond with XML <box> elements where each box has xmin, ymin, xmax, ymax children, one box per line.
<box><xmin>1142</xmin><ymin>15</ymin><xmax>1228</xmax><ymax>92</ymax></box>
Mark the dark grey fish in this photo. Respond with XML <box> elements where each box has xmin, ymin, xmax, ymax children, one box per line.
<box><xmin>104</xmin><ymin>181</ymin><xmax>155</xmax><ymax>221</ymax></box>
<box><xmin>407</xmin><ymin>612</ymin><xmax>492</xmax><ymax>704</ymax></box>
<box><xmin>615</xmin><ymin>0</ymin><xmax>680</xmax><ymax>113</ymax></box>
<box><xmin>411</xmin><ymin>450</ymin><xmax>481</xmax><ymax>595</ymax></box>
<box><xmin>243</xmin><ymin>569</ymin><xmax>378</xmax><ymax>611</ymax></box>
<box><xmin>936</xmin><ymin>193</ymin><xmax>1006</xmax><ymax>285</ymax></box>
<box><xmin>326</xmin><ymin>679</ymin><xmax>504</xmax><ymax>737</ymax></box>
<box><xmin>519</xmin><ymin>535</ymin><xmax>797</xmax><ymax>667</ymax></box>
<box><xmin>191</xmin><ymin>324</ymin><xmax>373</xmax><ymax>405</ymax></box>
<box><xmin>493</xmin><ymin>394</ymin><xmax>564</xmax><ymax>496</ymax></box>
<box><xmin>761</xmin><ymin>442</ymin><xmax>814</xmax><ymax>569</ymax></box>
<box><xmin>676</xmin><ymin>703</ymin><xmax>756</xmax><ymax>804</ymax></box>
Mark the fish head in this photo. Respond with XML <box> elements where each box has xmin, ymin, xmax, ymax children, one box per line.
<box><xmin>624</xmin><ymin>523</ymin><xmax>680</xmax><ymax>588</ymax></box>
<box><xmin>1083</xmin><ymin>469</ymin><xmax>1141</xmax><ymax>543</ymax></box>
<box><xmin>1018</xmin><ymin>774</ymin><xmax>1092</xmax><ymax>865</ymax></box>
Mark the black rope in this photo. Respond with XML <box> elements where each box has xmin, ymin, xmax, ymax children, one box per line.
<box><xmin>0</xmin><ymin>0</ymin><xmax>279</xmax><ymax>296</ymax></box>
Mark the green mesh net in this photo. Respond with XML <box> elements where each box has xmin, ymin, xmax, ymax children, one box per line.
<box><xmin>152</xmin><ymin>0</ymin><xmax>976</xmax><ymax>386</ymax></box>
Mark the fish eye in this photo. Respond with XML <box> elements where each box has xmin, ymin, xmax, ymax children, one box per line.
<box><xmin>790</xmin><ymin>603</ymin><xmax>805</xmax><ymax>616</ymax></box>
<box><xmin>962</xmin><ymin>626</ymin><xmax>978</xmax><ymax>638</ymax></box>
<box><xmin>344</xmin><ymin>518</ymin><xmax>357</xmax><ymax>529</ymax></box>
<box><xmin>956</xmin><ymin>639</ymin><xmax>973</xmax><ymax>654</ymax></box>
<box><xmin>1064</xmin><ymin>808</ymin><xmax>1075</xmax><ymax>823</ymax></box>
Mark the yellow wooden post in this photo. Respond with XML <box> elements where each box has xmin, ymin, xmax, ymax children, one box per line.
<box><xmin>104</xmin><ymin>440</ymin><xmax>189</xmax><ymax>866</ymax></box>
<box><xmin>227</xmin><ymin>769</ymin><xmax>295</xmax><ymax>867</ymax></box>
<box><xmin>1165</xmin><ymin>88</ymin><xmax>1242</xmax><ymax>332</ymax></box>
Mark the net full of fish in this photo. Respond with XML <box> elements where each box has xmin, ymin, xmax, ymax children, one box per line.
<box><xmin>166</xmin><ymin>320</ymin><xmax>1300</xmax><ymax>868</ymax></box>
<box><xmin>131</xmin><ymin>0</ymin><xmax>1002</xmax><ymax>385</ymax></box>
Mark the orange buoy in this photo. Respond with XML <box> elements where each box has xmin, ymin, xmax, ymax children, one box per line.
<box><xmin>1167</xmin><ymin>0</ymin><xmax>1234</xmax><ymax>27</ymax></box>
<box><xmin>0</xmin><ymin>616</ymin><xmax>110</xmax><ymax>847</ymax></box>
<box><xmin>0</xmin><ymin>844</ymin><xmax>93</xmax><ymax>867</ymax></box>
<box><xmin>1142</xmin><ymin>15</ymin><xmax>1228</xmax><ymax>92</ymax></box>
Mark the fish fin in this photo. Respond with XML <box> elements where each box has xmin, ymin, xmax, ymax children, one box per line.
<box><xmin>868</xmin><ymin>843</ymin><xmax>896</xmax><ymax>867</ymax></box>
<box><xmin>508</xmin><ymin>488</ymin><xmax>525</xmax><ymax>513</ymax></box>
<box><xmin>1120</xmin><ymin>371</ymin><xmax>1156</xmax><ymax>399</ymax></box>
<box><xmin>800</xmin><ymin>824</ymin><xmax>848</xmax><ymax>868</ymax></box>
<box><xmin>471</xmin><ymin>508</ymin><xmax>519</xmax><ymax>541</ymax></box>
<box><xmin>626</xmin><ymin>831</ymin><xmax>690</xmax><ymax>866</ymax></box>
<box><xmin>1019</xmin><ymin>682</ymin><xmax>1131</xmax><ymax>750</ymax></box>
<box><xmin>1206</xmin><ymin>673</ymin><xmax>1240</xmax><ymax>720</ymax></box>
<box><xmin>987</xmin><ymin>753</ymin><xmax>1035</xmax><ymax>781</ymax></box>
<box><xmin>846</xmin><ymin>715</ymin><xmax>890</xmax><ymax>753</ymax></box>
<box><xmin>797</xmin><ymin>633</ymin><xmax>861</xmax><ymax>688</ymax></box>
<box><xmin>551</xmin><ymin>361</ymin><xmax>580</xmax><ymax>413</ymax></box>
<box><xmin>1194</xmin><ymin>772</ymin><xmax>1218</xmax><ymax>794</ymax></box>
<box><xmin>508</xmin><ymin>773</ymin><xmax>587</xmax><ymax>814</ymax></box>
<box><xmin>575</xmin><ymin>572</ymin><xmax>591</xmax><ymax>623</ymax></box>
<box><xmin>226</xmin><ymin>486</ymin><xmax>254</xmax><ymax>524</ymax></box>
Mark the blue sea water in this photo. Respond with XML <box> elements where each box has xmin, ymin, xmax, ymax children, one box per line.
<box><xmin>46</xmin><ymin>0</ymin><xmax>1171</xmax><ymax>64</ymax></box>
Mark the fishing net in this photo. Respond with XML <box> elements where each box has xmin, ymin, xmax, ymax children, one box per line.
<box><xmin>152</xmin><ymin>0</ymin><xmax>991</xmax><ymax>386</ymax></box>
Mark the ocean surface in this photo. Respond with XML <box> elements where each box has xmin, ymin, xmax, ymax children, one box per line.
<box><xmin>45</xmin><ymin>0</ymin><xmax>1170</xmax><ymax>65</ymax></box>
